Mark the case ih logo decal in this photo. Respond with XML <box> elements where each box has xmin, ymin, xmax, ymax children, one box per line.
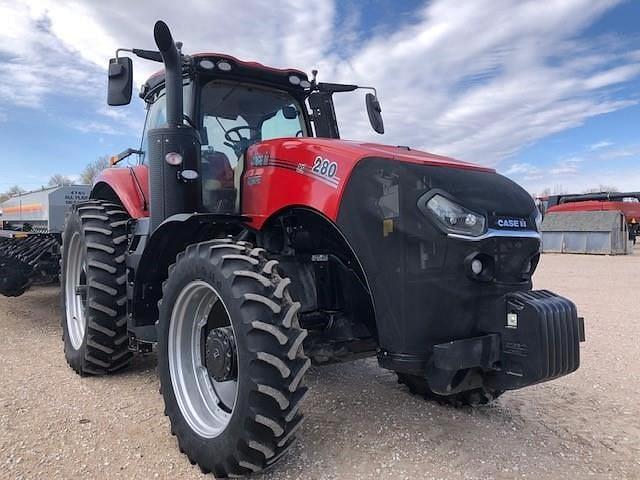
<box><xmin>246</xmin><ymin>175</ymin><xmax>262</xmax><ymax>186</ymax></box>
<box><xmin>496</xmin><ymin>217</ymin><xmax>528</xmax><ymax>229</ymax></box>
<box><xmin>250</xmin><ymin>153</ymin><xmax>340</xmax><ymax>189</ymax></box>
<box><xmin>251</xmin><ymin>153</ymin><xmax>270</xmax><ymax>167</ymax></box>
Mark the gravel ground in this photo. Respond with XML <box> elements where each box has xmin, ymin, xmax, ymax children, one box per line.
<box><xmin>1</xmin><ymin>252</ymin><xmax>639</xmax><ymax>480</ymax></box>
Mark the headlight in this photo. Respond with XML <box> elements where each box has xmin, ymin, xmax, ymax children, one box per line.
<box><xmin>423</xmin><ymin>194</ymin><xmax>486</xmax><ymax>237</ymax></box>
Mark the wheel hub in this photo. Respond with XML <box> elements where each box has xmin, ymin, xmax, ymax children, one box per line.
<box><xmin>64</xmin><ymin>231</ymin><xmax>87</xmax><ymax>350</ymax></box>
<box><xmin>206</xmin><ymin>326</ymin><xmax>237</xmax><ymax>382</ymax></box>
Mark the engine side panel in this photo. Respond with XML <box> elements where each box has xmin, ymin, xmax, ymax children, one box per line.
<box><xmin>241</xmin><ymin>140</ymin><xmax>353</xmax><ymax>229</ymax></box>
<box><xmin>91</xmin><ymin>165</ymin><xmax>149</xmax><ymax>219</ymax></box>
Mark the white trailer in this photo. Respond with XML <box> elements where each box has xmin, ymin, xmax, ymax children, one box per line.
<box><xmin>0</xmin><ymin>185</ymin><xmax>91</xmax><ymax>296</ymax></box>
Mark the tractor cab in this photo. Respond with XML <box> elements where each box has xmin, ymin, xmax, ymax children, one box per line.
<box><xmin>109</xmin><ymin>50</ymin><xmax>383</xmax><ymax>218</ymax></box>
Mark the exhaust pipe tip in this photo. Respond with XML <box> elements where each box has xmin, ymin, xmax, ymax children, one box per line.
<box><xmin>151</xmin><ymin>20</ymin><xmax>182</xmax><ymax>128</ymax></box>
<box><xmin>153</xmin><ymin>20</ymin><xmax>174</xmax><ymax>53</ymax></box>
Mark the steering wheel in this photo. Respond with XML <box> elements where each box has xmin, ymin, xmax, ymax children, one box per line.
<box><xmin>223</xmin><ymin>126</ymin><xmax>261</xmax><ymax>158</ymax></box>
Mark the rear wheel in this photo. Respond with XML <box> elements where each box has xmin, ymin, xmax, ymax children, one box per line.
<box><xmin>158</xmin><ymin>239</ymin><xmax>309</xmax><ymax>476</ymax></box>
<box><xmin>397</xmin><ymin>373</ymin><xmax>503</xmax><ymax>407</ymax></box>
<box><xmin>60</xmin><ymin>200</ymin><xmax>133</xmax><ymax>375</ymax></box>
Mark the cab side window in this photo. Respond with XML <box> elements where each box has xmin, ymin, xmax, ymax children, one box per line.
<box><xmin>140</xmin><ymin>94</ymin><xmax>167</xmax><ymax>164</ymax></box>
<box><xmin>260</xmin><ymin>106</ymin><xmax>304</xmax><ymax>140</ymax></box>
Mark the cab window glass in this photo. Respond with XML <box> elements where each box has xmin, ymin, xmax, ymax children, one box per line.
<box><xmin>261</xmin><ymin>107</ymin><xmax>303</xmax><ymax>140</ymax></box>
<box><xmin>199</xmin><ymin>81</ymin><xmax>306</xmax><ymax>213</ymax></box>
<box><xmin>140</xmin><ymin>84</ymin><xmax>190</xmax><ymax>164</ymax></box>
<box><xmin>141</xmin><ymin>94</ymin><xmax>167</xmax><ymax>164</ymax></box>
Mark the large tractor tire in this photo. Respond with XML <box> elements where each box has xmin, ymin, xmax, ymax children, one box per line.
<box><xmin>60</xmin><ymin>200</ymin><xmax>133</xmax><ymax>375</ymax></box>
<box><xmin>397</xmin><ymin>373</ymin><xmax>503</xmax><ymax>407</ymax></box>
<box><xmin>158</xmin><ymin>239</ymin><xmax>309</xmax><ymax>477</ymax></box>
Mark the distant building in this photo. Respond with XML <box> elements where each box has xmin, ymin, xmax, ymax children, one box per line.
<box><xmin>541</xmin><ymin>210</ymin><xmax>631</xmax><ymax>255</ymax></box>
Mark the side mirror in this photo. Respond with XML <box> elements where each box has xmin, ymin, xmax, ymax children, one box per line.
<box><xmin>107</xmin><ymin>57</ymin><xmax>133</xmax><ymax>106</ymax></box>
<box><xmin>365</xmin><ymin>93</ymin><xmax>384</xmax><ymax>134</ymax></box>
<box><xmin>282</xmin><ymin>105</ymin><xmax>298</xmax><ymax>119</ymax></box>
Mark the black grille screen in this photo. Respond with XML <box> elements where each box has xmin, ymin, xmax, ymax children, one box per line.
<box><xmin>336</xmin><ymin>157</ymin><xmax>540</xmax><ymax>355</ymax></box>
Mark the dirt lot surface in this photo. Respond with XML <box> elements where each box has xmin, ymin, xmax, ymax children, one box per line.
<box><xmin>1</xmin><ymin>252</ymin><xmax>639</xmax><ymax>480</ymax></box>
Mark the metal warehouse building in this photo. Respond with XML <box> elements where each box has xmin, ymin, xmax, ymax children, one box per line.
<box><xmin>541</xmin><ymin>210</ymin><xmax>631</xmax><ymax>255</ymax></box>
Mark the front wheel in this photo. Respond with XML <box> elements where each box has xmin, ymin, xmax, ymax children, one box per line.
<box><xmin>158</xmin><ymin>239</ymin><xmax>309</xmax><ymax>476</ymax></box>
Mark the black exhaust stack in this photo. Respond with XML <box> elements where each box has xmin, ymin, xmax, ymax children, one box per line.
<box><xmin>148</xmin><ymin>21</ymin><xmax>200</xmax><ymax>232</ymax></box>
<box><xmin>154</xmin><ymin>21</ymin><xmax>183</xmax><ymax>127</ymax></box>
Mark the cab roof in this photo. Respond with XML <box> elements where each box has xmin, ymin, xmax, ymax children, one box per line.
<box><xmin>141</xmin><ymin>52</ymin><xmax>309</xmax><ymax>100</ymax></box>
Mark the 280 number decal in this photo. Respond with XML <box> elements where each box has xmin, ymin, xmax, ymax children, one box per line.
<box><xmin>312</xmin><ymin>156</ymin><xmax>338</xmax><ymax>179</ymax></box>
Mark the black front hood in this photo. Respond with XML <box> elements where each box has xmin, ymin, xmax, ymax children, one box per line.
<box><xmin>336</xmin><ymin>157</ymin><xmax>540</xmax><ymax>356</ymax></box>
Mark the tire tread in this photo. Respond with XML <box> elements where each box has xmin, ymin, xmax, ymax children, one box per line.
<box><xmin>158</xmin><ymin>239</ymin><xmax>309</xmax><ymax>476</ymax></box>
<box><xmin>61</xmin><ymin>200</ymin><xmax>133</xmax><ymax>376</ymax></box>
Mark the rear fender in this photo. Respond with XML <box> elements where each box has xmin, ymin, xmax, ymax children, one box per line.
<box><xmin>91</xmin><ymin>165</ymin><xmax>149</xmax><ymax>219</ymax></box>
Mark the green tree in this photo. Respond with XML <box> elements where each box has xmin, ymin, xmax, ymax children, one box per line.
<box><xmin>0</xmin><ymin>185</ymin><xmax>25</xmax><ymax>203</ymax></box>
<box><xmin>48</xmin><ymin>174</ymin><xmax>73</xmax><ymax>187</ymax></box>
<box><xmin>583</xmin><ymin>185</ymin><xmax>619</xmax><ymax>193</ymax></box>
<box><xmin>80</xmin><ymin>156</ymin><xmax>110</xmax><ymax>185</ymax></box>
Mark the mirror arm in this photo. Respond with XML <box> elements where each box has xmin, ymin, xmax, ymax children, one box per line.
<box><xmin>117</xmin><ymin>48</ymin><xmax>163</xmax><ymax>63</ymax></box>
<box><xmin>115</xmin><ymin>48</ymin><xmax>133</xmax><ymax>59</ymax></box>
<box><xmin>357</xmin><ymin>85</ymin><xmax>379</xmax><ymax>97</ymax></box>
<box><xmin>317</xmin><ymin>82</ymin><xmax>358</xmax><ymax>93</ymax></box>
<box><xmin>132</xmin><ymin>49</ymin><xmax>164</xmax><ymax>63</ymax></box>
<box><xmin>111</xmin><ymin>148</ymin><xmax>144</xmax><ymax>166</ymax></box>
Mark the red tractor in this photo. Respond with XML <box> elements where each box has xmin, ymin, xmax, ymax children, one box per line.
<box><xmin>61</xmin><ymin>21</ymin><xmax>585</xmax><ymax>477</ymax></box>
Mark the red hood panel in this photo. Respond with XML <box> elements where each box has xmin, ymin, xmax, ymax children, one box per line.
<box><xmin>253</xmin><ymin>138</ymin><xmax>493</xmax><ymax>172</ymax></box>
<box><xmin>243</xmin><ymin>137</ymin><xmax>496</xmax><ymax>229</ymax></box>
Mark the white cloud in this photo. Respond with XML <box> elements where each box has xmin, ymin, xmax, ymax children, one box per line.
<box><xmin>509</xmin><ymin>141</ymin><xmax>640</xmax><ymax>194</ymax></box>
<box><xmin>0</xmin><ymin>3</ymin><xmax>104</xmax><ymax>107</ymax></box>
<box><xmin>72</xmin><ymin>121</ymin><xmax>121</xmax><ymax>135</ymax></box>
<box><xmin>0</xmin><ymin>0</ymin><xmax>639</xmax><ymax>187</ymax></box>
<box><xmin>589</xmin><ymin>140</ymin><xmax>613</xmax><ymax>150</ymax></box>
<box><xmin>328</xmin><ymin>0</ymin><xmax>639</xmax><ymax>166</ymax></box>
<box><xmin>549</xmin><ymin>163</ymin><xmax>580</xmax><ymax>176</ymax></box>
<box><xmin>598</xmin><ymin>145</ymin><xmax>640</xmax><ymax>160</ymax></box>
<box><xmin>503</xmin><ymin>163</ymin><xmax>543</xmax><ymax>180</ymax></box>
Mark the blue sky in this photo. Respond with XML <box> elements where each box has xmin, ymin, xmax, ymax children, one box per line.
<box><xmin>0</xmin><ymin>0</ymin><xmax>638</xmax><ymax>195</ymax></box>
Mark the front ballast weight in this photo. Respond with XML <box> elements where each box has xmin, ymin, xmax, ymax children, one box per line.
<box><xmin>381</xmin><ymin>289</ymin><xmax>586</xmax><ymax>399</ymax></box>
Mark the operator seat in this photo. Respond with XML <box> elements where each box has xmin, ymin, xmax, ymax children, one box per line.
<box><xmin>201</xmin><ymin>149</ymin><xmax>236</xmax><ymax>212</ymax></box>
<box><xmin>202</xmin><ymin>150</ymin><xmax>234</xmax><ymax>190</ymax></box>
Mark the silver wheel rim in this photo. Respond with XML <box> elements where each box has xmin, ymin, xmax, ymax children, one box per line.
<box><xmin>168</xmin><ymin>280</ymin><xmax>238</xmax><ymax>438</ymax></box>
<box><xmin>64</xmin><ymin>231</ymin><xmax>87</xmax><ymax>350</ymax></box>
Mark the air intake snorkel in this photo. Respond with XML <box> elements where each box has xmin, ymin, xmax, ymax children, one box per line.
<box><xmin>153</xmin><ymin>20</ymin><xmax>183</xmax><ymax>128</ymax></box>
<box><xmin>147</xmin><ymin>21</ymin><xmax>200</xmax><ymax>231</ymax></box>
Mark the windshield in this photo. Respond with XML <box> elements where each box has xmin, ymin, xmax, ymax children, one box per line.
<box><xmin>198</xmin><ymin>81</ymin><xmax>307</xmax><ymax>213</ymax></box>
<box><xmin>200</xmin><ymin>81</ymin><xmax>306</xmax><ymax>166</ymax></box>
